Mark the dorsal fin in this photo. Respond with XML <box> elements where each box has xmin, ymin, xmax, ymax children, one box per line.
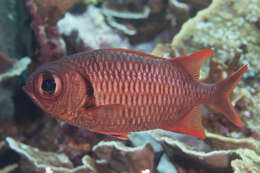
<box><xmin>105</xmin><ymin>48</ymin><xmax>213</xmax><ymax>80</ymax></box>
<box><xmin>163</xmin><ymin>105</ymin><xmax>205</xmax><ymax>139</ymax></box>
<box><xmin>105</xmin><ymin>48</ymin><xmax>166</xmax><ymax>60</ymax></box>
<box><xmin>172</xmin><ymin>50</ymin><xmax>213</xmax><ymax>80</ymax></box>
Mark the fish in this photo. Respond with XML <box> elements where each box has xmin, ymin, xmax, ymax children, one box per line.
<box><xmin>23</xmin><ymin>48</ymin><xmax>248</xmax><ymax>139</ymax></box>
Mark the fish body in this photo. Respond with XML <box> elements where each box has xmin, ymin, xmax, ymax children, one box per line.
<box><xmin>23</xmin><ymin>49</ymin><xmax>247</xmax><ymax>139</ymax></box>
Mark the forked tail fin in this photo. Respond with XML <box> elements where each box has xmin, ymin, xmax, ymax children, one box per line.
<box><xmin>212</xmin><ymin>65</ymin><xmax>248</xmax><ymax>127</ymax></box>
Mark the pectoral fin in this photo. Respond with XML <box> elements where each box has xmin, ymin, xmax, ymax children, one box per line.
<box><xmin>87</xmin><ymin>104</ymin><xmax>124</xmax><ymax>119</ymax></box>
<box><xmin>87</xmin><ymin>104</ymin><xmax>130</xmax><ymax>140</ymax></box>
<box><xmin>163</xmin><ymin>105</ymin><xmax>205</xmax><ymax>139</ymax></box>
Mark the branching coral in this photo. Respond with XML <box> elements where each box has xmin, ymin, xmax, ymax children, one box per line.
<box><xmin>25</xmin><ymin>0</ymin><xmax>81</xmax><ymax>62</ymax></box>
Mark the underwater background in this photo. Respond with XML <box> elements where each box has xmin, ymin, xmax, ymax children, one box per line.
<box><xmin>0</xmin><ymin>0</ymin><xmax>260</xmax><ymax>172</ymax></box>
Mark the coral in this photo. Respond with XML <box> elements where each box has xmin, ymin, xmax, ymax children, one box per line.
<box><xmin>58</xmin><ymin>5</ymin><xmax>130</xmax><ymax>52</ymax></box>
<box><xmin>129</xmin><ymin>131</ymin><xmax>163</xmax><ymax>152</ymax></box>
<box><xmin>0</xmin><ymin>57</ymin><xmax>31</xmax><ymax>83</ymax></box>
<box><xmin>101</xmin><ymin>1</ymin><xmax>151</xmax><ymax>19</ymax></box>
<box><xmin>171</xmin><ymin>0</ymin><xmax>260</xmax><ymax>75</ymax></box>
<box><xmin>168</xmin><ymin>0</ymin><xmax>190</xmax><ymax>24</ymax></box>
<box><xmin>149</xmin><ymin>130</ymin><xmax>260</xmax><ymax>172</ymax></box>
<box><xmin>93</xmin><ymin>140</ymin><xmax>154</xmax><ymax>173</ymax></box>
<box><xmin>231</xmin><ymin>149</ymin><xmax>260</xmax><ymax>173</ymax></box>
<box><xmin>178</xmin><ymin>0</ymin><xmax>212</xmax><ymax>15</ymax></box>
<box><xmin>157</xmin><ymin>153</ymin><xmax>178</xmax><ymax>173</ymax></box>
<box><xmin>0</xmin><ymin>56</ymin><xmax>30</xmax><ymax>122</ymax></box>
<box><xmin>25</xmin><ymin>0</ymin><xmax>81</xmax><ymax>62</ymax></box>
<box><xmin>6</xmin><ymin>137</ymin><xmax>96</xmax><ymax>173</ymax></box>
<box><xmin>101</xmin><ymin>0</ymin><xmax>169</xmax><ymax>43</ymax></box>
<box><xmin>6</xmin><ymin>136</ymin><xmax>155</xmax><ymax>173</ymax></box>
<box><xmin>170</xmin><ymin>0</ymin><xmax>260</xmax><ymax>138</ymax></box>
<box><xmin>100</xmin><ymin>0</ymin><xmax>212</xmax><ymax>44</ymax></box>
<box><xmin>151</xmin><ymin>43</ymin><xmax>172</xmax><ymax>58</ymax></box>
<box><xmin>6</xmin><ymin>129</ymin><xmax>260</xmax><ymax>172</ymax></box>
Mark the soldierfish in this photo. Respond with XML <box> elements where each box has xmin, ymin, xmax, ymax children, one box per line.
<box><xmin>23</xmin><ymin>48</ymin><xmax>248</xmax><ymax>139</ymax></box>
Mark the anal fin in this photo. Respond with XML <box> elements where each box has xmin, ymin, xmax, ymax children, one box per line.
<box><xmin>90</xmin><ymin>129</ymin><xmax>130</xmax><ymax>140</ymax></box>
<box><xmin>163</xmin><ymin>105</ymin><xmax>205</xmax><ymax>139</ymax></box>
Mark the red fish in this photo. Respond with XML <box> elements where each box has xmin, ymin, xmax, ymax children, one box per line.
<box><xmin>23</xmin><ymin>48</ymin><xmax>247</xmax><ymax>139</ymax></box>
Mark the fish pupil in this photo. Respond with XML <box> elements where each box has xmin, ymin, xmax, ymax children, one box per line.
<box><xmin>41</xmin><ymin>79</ymin><xmax>56</xmax><ymax>94</ymax></box>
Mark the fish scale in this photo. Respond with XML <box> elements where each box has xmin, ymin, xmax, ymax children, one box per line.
<box><xmin>76</xmin><ymin>50</ymin><xmax>196</xmax><ymax>130</ymax></box>
<box><xmin>24</xmin><ymin>48</ymin><xmax>247</xmax><ymax>139</ymax></box>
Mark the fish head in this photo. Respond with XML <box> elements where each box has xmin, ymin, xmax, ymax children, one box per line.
<box><xmin>23</xmin><ymin>61</ymin><xmax>88</xmax><ymax>121</ymax></box>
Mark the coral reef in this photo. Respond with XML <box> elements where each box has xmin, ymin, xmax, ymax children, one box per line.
<box><xmin>150</xmin><ymin>130</ymin><xmax>260</xmax><ymax>172</ymax></box>
<box><xmin>58</xmin><ymin>5</ymin><xmax>130</xmax><ymax>53</ymax></box>
<box><xmin>6</xmin><ymin>130</ymin><xmax>260</xmax><ymax>173</ymax></box>
<box><xmin>100</xmin><ymin>0</ymin><xmax>212</xmax><ymax>44</ymax></box>
<box><xmin>102</xmin><ymin>0</ymin><xmax>170</xmax><ymax>43</ymax></box>
<box><xmin>157</xmin><ymin>153</ymin><xmax>178</xmax><ymax>173</ymax></box>
<box><xmin>171</xmin><ymin>0</ymin><xmax>260</xmax><ymax>74</ymax></box>
<box><xmin>25</xmin><ymin>0</ymin><xmax>82</xmax><ymax>62</ymax></box>
<box><xmin>6</xmin><ymin>137</ymin><xmax>96</xmax><ymax>173</ymax></box>
<box><xmin>1</xmin><ymin>0</ymin><xmax>260</xmax><ymax>172</ymax></box>
<box><xmin>170</xmin><ymin>0</ymin><xmax>260</xmax><ymax>139</ymax></box>
<box><xmin>93</xmin><ymin>141</ymin><xmax>154</xmax><ymax>173</ymax></box>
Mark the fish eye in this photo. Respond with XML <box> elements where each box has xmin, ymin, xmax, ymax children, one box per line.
<box><xmin>41</xmin><ymin>78</ymin><xmax>56</xmax><ymax>94</ymax></box>
<box><xmin>36</xmin><ymin>71</ymin><xmax>62</xmax><ymax>98</ymax></box>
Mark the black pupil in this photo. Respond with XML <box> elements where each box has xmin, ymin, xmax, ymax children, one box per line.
<box><xmin>41</xmin><ymin>79</ymin><xmax>56</xmax><ymax>94</ymax></box>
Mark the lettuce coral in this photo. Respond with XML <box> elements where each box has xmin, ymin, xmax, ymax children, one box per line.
<box><xmin>6</xmin><ymin>137</ymin><xmax>96</xmax><ymax>173</ymax></box>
